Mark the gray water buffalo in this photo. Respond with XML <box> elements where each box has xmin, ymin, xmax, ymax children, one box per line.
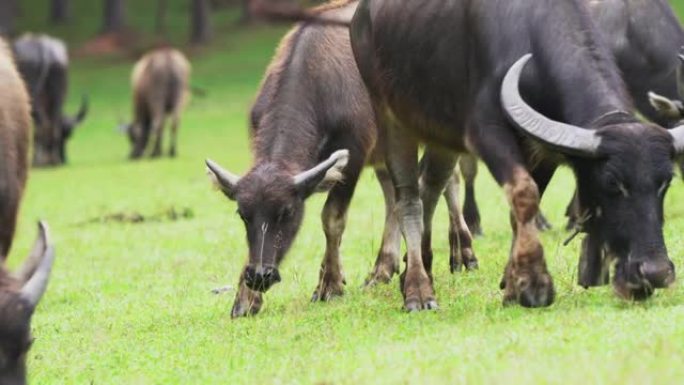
<box><xmin>0</xmin><ymin>38</ymin><xmax>56</xmax><ymax>385</ymax></box>
<box><xmin>13</xmin><ymin>34</ymin><xmax>88</xmax><ymax>167</ymax></box>
<box><xmin>122</xmin><ymin>48</ymin><xmax>190</xmax><ymax>159</ymax></box>
<box><xmin>459</xmin><ymin>0</ymin><xmax>684</xmax><ymax>238</ymax></box>
<box><xmin>205</xmin><ymin>0</ymin><xmax>476</xmax><ymax>317</ymax></box>
<box><xmin>350</xmin><ymin>0</ymin><xmax>683</xmax><ymax>309</ymax></box>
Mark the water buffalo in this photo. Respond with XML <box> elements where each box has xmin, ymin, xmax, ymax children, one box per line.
<box><xmin>0</xmin><ymin>38</ymin><xmax>56</xmax><ymax>385</ymax></box>
<box><xmin>206</xmin><ymin>0</ymin><xmax>476</xmax><ymax>317</ymax></box>
<box><xmin>122</xmin><ymin>48</ymin><xmax>190</xmax><ymax>159</ymax></box>
<box><xmin>458</xmin><ymin>0</ymin><xmax>684</xmax><ymax>237</ymax></box>
<box><xmin>350</xmin><ymin>0</ymin><xmax>684</xmax><ymax>309</ymax></box>
<box><xmin>12</xmin><ymin>34</ymin><xmax>88</xmax><ymax>167</ymax></box>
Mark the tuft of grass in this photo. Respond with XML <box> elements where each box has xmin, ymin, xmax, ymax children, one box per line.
<box><xmin>6</xmin><ymin>1</ymin><xmax>684</xmax><ymax>384</ymax></box>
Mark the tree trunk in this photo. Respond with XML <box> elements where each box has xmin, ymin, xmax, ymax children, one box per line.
<box><xmin>0</xmin><ymin>0</ymin><xmax>18</xmax><ymax>37</ymax></box>
<box><xmin>155</xmin><ymin>0</ymin><xmax>168</xmax><ymax>35</ymax></box>
<box><xmin>101</xmin><ymin>0</ymin><xmax>126</xmax><ymax>34</ymax></box>
<box><xmin>190</xmin><ymin>0</ymin><xmax>212</xmax><ymax>45</ymax></box>
<box><xmin>50</xmin><ymin>0</ymin><xmax>71</xmax><ymax>24</ymax></box>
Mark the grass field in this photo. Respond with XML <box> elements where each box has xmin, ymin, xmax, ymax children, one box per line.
<box><xmin>8</xmin><ymin>1</ymin><xmax>684</xmax><ymax>384</ymax></box>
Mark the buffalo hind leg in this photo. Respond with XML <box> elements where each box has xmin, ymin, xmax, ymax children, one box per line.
<box><xmin>169</xmin><ymin>111</ymin><xmax>180</xmax><ymax>157</ymax></box>
<box><xmin>231</xmin><ymin>269</ymin><xmax>264</xmax><ymax>318</ymax></box>
<box><xmin>365</xmin><ymin>167</ymin><xmax>401</xmax><ymax>286</ymax></box>
<box><xmin>312</xmin><ymin>153</ymin><xmax>363</xmax><ymax>301</ymax></box>
<box><xmin>459</xmin><ymin>154</ymin><xmax>482</xmax><ymax>236</ymax></box>
<box><xmin>443</xmin><ymin>171</ymin><xmax>478</xmax><ymax>272</ymax></box>
<box><xmin>149</xmin><ymin>115</ymin><xmax>166</xmax><ymax>158</ymax></box>
<box><xmin>385</xmin><ymin>130</ymin><xmax>436</xmax><ymax>311</ymax></box>
<box><xmin>418</xmin><ymin>146</ymin><xmax>458</xmax><ymax>280</ymax></box>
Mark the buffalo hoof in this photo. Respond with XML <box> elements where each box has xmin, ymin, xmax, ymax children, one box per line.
<box><xmin>502</xmin><ymin>268</ymin><xmax>555</xmax><ymax>308</ymax></box>
<box><xmin>450</xmin><ymin>247</ymin><xmax>479</xmax><ymax>273</ymax></box>
<box><xmin>169</xmin><ymin>148</ymin><xmax>177</xmax><ymax>158</ymax></box>
<box><xmin>364</xmin><ymin>254</ymin><xmax>399</xmax><ymax>287</ymax></box>
<box><xmin>400</xmin><ymin>267</ymin><xmax>438</xmax><ymax>312</ymax></box>
<box><xmin>230</xmin><ymin>285</ymin><xmax>263</xmax><ymax>319</ymax></box>
<box><xmin>311</xmin><ymin>275</ymin><xmax>345</xmax><ymax>302</ymax></box>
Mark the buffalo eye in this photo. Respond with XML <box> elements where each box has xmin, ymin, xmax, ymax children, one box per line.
<box><xmin>604</xmin><ymin>174</ymin><xmax>629</xmax><ymax>197</ymax></box>
<box><xmin>276</xmin><ymin>206</ymin><xmax>294</xmax><ymax>223</ymax></box>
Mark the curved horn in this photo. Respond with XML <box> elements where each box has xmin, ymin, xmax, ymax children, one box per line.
<box><xmin>74</xmin><ymin>95</ymin><xmax>89</xmax><ymax>124</ymax></box>
<box><xmin>20</xmin><ymin>221</ymin><xmax>55</xmax><ymax>309</ymax></box>
<box><xmin>205</xmin><ymin>159</ymin><xmax>241</xmax><ymax>199</ymax></box>
<box><xmin>670</xmin><ymin>124</ymin><xmax>684</xmax><ymax>154</ymax></box>
<box><xmin>501</xmin><ymin>54</ymin><xmax>602</xmax><ymax>157</ymax></box>
<box><xmin>13</xmin><ymin>222</ymin><xmax>50</xmax><ymax>283</ymax></box>
<box><xmin>293</xmin><ymin>149</ymin><xmax>349</xmax><ymax>193</ymax></box>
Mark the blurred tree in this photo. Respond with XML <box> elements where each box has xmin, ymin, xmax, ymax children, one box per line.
<box><xmin>190</xmin><ymin>0</ymin><xmax>212</xmax><ymax>44</ymax></box>
<box><xmin>0</xmin><ymin>0</ymin><xmax>18</xmax><ymax>36</ymax></box>
<box><xmin>101</xmin><ymin>0</ymin><xmax>126</xmax><ymax>34</ymax></box>
<box><xmin>156</xmin><ymin>0</ymin><xmax>168</xmax><ymax>35</ymax></box>
<box><xmin>50</xmin><ymin>0</ymin><xmax>71</xmax><ymax>24</ymax></box>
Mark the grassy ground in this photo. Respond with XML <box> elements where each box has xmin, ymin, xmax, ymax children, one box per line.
<box><xmin>7</xmin><ymin>1</ymin><xmax>684</xmax><ymax>384</ymax></box>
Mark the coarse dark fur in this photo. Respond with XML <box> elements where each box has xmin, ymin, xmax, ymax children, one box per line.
<box><xmin>207</xmin><ymin>0</ymin><xmax>477</xmax><ymax>317</ymax></box>
<box><xmin>351</xmin><ymin>0</ymin><xmax>679</xmax><ymax>309</ymax></box>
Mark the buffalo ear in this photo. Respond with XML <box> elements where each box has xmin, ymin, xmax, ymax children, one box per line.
<box><xmin>205</xmin><ymin>159</ymin><xmax>241</xmax><ymax>200</ymax></box>
<box><xmin>293</xmin><ymin>149</ymin><xmax>350</xmax><ymax>196</ymax></box>
<box><xmin>648</xmin><ymin>91</ymin><xmax>683</xmax><ymax>120</ymax></box>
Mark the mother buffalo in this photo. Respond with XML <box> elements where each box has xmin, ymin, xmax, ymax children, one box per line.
<box><xmin>350</xmin><ymin>0</ymin><xmax>684</xmax><ymax>310</ymax></box>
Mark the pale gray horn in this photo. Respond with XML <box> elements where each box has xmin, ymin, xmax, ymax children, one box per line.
<box><xmin>205</xmin><ymin>159</ymin><xmax>241</xmax><ymax>199</ymax></box>
<box><xmin>670</xmin><ymin>124</ymin><xmax>684</xmax><ymax>154</ymax></box>
<box><xmin>501</xmin><ymin>54</ymin><xmax>602</xmax><ymax>156</ymax></box>
<box><xmin>293</xmin><ymin>149</ymin><xmax>349</xmax><ymax>191</ymax></box>
<box><xmin>13</xmin><ymin>222</ymin><xmax>50</xmax><ymax>283</ymax></box>
<box><xmin>20</xmin><ymin>221</ymin><xmax>55</xmax><ymax>309</ymax></box>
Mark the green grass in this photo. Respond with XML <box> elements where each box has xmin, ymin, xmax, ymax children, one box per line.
<box><xmin>7</xmin><ymin>1</ymin><xmax>684</xmax><ymax>384</ymax></box>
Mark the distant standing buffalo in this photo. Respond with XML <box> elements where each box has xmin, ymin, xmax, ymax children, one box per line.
<box><xmin>13</xmin><ymin>34</ymin><xmax>88</xmax><ymax>167</ymax></box>
<box><xmin>122</xmin><ymin>48</ymin><xmax>191</xmax><ymax>159</ymax></box>
<box><xmin>0</xmin><ymin>38</ymin><xmax>56</xmax><ymax>385</ymax></box>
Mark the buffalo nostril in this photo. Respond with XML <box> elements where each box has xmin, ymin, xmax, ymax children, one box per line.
<box><xmin>640</xmin><ymin>260</ymin><xmax>675</xmax><ymax>288</ymax></box>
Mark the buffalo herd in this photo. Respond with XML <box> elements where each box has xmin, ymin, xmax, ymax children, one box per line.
<box><xmin>1</xmin><ymin>0</ymin><xmax>684</xmax><ymax>382</ymax></box>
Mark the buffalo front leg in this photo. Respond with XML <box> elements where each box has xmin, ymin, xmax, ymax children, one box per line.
<box><xmin>385</xmin><ymin>131</ymin><xmax>436</xmax><ymax>311</ymax></box>
<box><xmin>500</xmin><ymin>167</ymin><xmax>555</xmax><ymax>307</ymax></box>
<box><xmin>311</xmin><ymin>155</ymin><xmax>363</xmax><ymax>301</ymax></box>
<box><xmin>365</xmin><ymin>167</ymin><xmax>401</xmax><ymax>286</ymax></box>
<box><xmin>443</xmin><ymin>171</ymin><xmax>478</xmax><ymax>272</ymax></box>
<box><xmin>231</xmin><ymin>270</ymin><xmax>264</xmax><ymax>318</ymax></box>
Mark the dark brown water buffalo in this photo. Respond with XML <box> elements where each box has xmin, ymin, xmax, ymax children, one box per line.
<box><xmin>0</xmin><ymin>39</ymin><xmax>56</xmax><ymax>385</ymax></box>
<box><xmin>122</xmin><ymin>48</ymin><xmax>190</xmax><ymax>159</ymax></box>
<box><xmin>12</xmin><ymin>34</ymin><xmax>88</xmax><ymax>167</ymax></box>
<box><xmin>458</xmin><ymin>0</ymin><xmax>684</xmax><ymax>238</ymax></box>
<box><xmin>350</xmin><ymin>0</ymin><xmax>684</xmax><ymax>309</ymax></box>
<box><xmin>206</xmin><ymin>0</ymin><xmax>476</xmax><ymax>317</ymax></box>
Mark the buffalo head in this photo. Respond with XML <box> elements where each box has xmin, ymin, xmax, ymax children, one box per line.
<box><xmin>0</xmin><ymin>222</ymin><xmax>55</xmax><ymax>385</ymax></box>
<box><xmin>205</xmin><ymin>150</ymin><xmax>349</xmax><ymax>292</ymax></box>
<box><xmin>502</xmin><ymin>54</ymin><xmax>684</xmax><ymax>300</ymax></box>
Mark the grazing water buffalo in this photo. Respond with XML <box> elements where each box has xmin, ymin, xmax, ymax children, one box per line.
<box><xmin>123</xmin><ymin>48</ymin><xmax>190</xmax><ymax>159</ymax></box>
<box><xmin>13</xmin><ymin>34</ymin><xmax>88</xmax><ymax>167</ymax></box>
<box><xmin>206</xmin><ymin>0</ymin><xmax>476</xmax><ymax>317</ymax></box>
<box><xmin>0</xmin><ymin>39</ymin><xmax>56</xmax><ymax>385</ymax></box>
<box><xmin>350</xmin><ymin>0</ymin><xmax>684</xmax><ymax>309</ymax></box>
<box><xmin>458</xmin><ymin>0</ymin><xmax>684</xmax><ymax>237</ymax></box>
